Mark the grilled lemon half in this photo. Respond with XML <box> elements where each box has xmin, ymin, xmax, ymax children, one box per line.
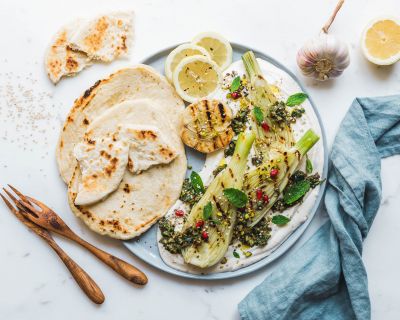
<box><xmin>181</xmin><ymin>99</ymin><xmax>234</xmax><ymax>153</ymax></box>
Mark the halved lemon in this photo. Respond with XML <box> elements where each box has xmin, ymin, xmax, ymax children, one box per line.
<box><xmin>361</xmin><ymin>17</ymin><xmax>400</xmax><ymax>65</ymax></box>
<box><xmin>192</xmin><ymin>32</ymin><xmax>232</xmax><ymax>70</ymax></box>
<box><xmin>173</xmin><ymin>55</ymin><xmax>221</xmax><ymax>103</ymax></box>
<box><xmin>164</xmin><ymin>43</ymin><xmax>211</xmax><ymax>82</ymax></box>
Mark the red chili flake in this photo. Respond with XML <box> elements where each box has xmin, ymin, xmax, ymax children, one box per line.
<box><xmin>174</xmin><ymin>209</ymin><xmax>184</xmax><ymax>217</ymax></box>
<box><xmin>201</xmin><ymin>231</ymin><xmax>209</xmax><ymax>240</ymax></box>
<box><xmin>231</xmin><ymin>91</ymin><xmax>241</xmax><ymax>100</ymax></box>
<box><xmin>263</xmin><ymin>194</ymin><xmax>269</xmax><ymax>203</ymax></box>
<box><xmin>256</xmin><ymin>189</ymin><xmax>263</xmax><ymax>200</ymax></box>
<box><xmin>195</xmin><ymin>220</ymin><xmax>204</xmax><ymax>229</ymax></box>
<box><xmin>261</xmin><ymin>122</ymin><xmax>270</xmax><ymax>133</ymax></box>
<box><xmin>270</xmin><ymin>168</ymin><xmax>279</xmax><ymax>178</ymax></box>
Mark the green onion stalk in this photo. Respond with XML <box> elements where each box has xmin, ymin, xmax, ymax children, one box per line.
<box><xmin>182</xmin><ymin>131</ymin><xmax>255</xmax><ymax>268</ymax></box>
<box><xmin>244</xmin><ymin>129</ymin><xmax>319</xmax><ymax>227</ymax></box>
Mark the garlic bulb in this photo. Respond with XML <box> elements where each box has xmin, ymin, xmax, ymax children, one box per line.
<box><xmin>296</xmin><ymin>0</ymin><xmax>350</xmax><ymax>81</ymax></box>
<box><xmin>297</xmin><ymin>33</ymin><xmax>350</xmax><ymax>81</ymax></box>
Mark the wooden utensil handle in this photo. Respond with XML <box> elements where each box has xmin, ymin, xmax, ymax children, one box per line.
<box><xmin>75</xmin><ymin>237</ymin><xmax>148</xmax><ymax>285</ymax></box>
<box><xmin>47</xmin><ymin>239</ymin><xmax>105</xmax><ymax>304</ymax></box>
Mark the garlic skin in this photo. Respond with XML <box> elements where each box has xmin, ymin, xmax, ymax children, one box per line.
<box><xmin>297</xmin><ymin>32</ymin><xmax>350</xmax><ymax>81</ymax></box>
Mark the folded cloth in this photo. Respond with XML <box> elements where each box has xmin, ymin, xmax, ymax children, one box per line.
<box><xmin>239</xmin><ymin>95</ymin><xmax>400</xmax><ymax>320</ymax></box>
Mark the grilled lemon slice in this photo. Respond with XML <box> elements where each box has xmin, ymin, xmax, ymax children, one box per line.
<box><xmin>165</xmin><ymin>43</ymin><xmax>211</xmax><ymax>82</ymax></box>
<box><xmin>181</xmin><ymin>99</ymin><xmax>234</xmax><ymax>153</ymax></box>
<box><xmin>192</xmin><ymin>32</ymin><xmax>232</xmax><ymax>70</ymax></box>
<box><xmin>173</xmin><ymin>55</ymin><xmax>221</xmax><ymax>103</ymax></box>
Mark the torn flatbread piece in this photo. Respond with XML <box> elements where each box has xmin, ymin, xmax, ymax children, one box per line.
<box><xmin>69</xmin><ymin>11</ymin><xmax>134</xmax><ymax>62</ymax></box>
<box><xmin>122</xmin><ymin>124</ymin><xmax>177</xmax><ymax>174</ymax></box>
<box><xmin>74</xmin><ymin>135</ymin><xmax>129</xmax><ymax>206</ymax></box>
<box><xmin>45</xmin><ymin>19</ymin><xmax>91</xmax><ymax>84</ymax></box>
<box><xmin>66</xmin><ymin>97</ymin><xmax>186</xmax><ymax>240</ymax></box>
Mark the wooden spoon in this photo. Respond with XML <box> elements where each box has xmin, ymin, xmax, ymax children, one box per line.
<box><xmin>9</xmin><ymin>186</ymin><xmax>148</xmax><ymax>286</ymax></box>
<box><xmin>1</xmin><ymin>193</ymin><xmax>105</xmax><ymax>304</ymax></box>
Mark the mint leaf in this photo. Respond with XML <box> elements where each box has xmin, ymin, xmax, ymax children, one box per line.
<box><xmin>272</xmin><ymin>215</ymin><xmax>290</xmax><ymax>225</ymax></box>
<box><xmin>233</xmin><ymin>251</ymin><xmax>240</xmax><ymax>258</ymax></box>
<box><xmin>203</xmin><ymin>202</ymin><xmax>212</xmax><ymax>220</ymax></box>
<box><xmin>253</xmin><ymin>106</ymin><xmax>264</xmax><ymax>124</ymax></box>
<box><xmin>190</xmin><ymin>171</ymin><xmax>204</xmax><ymax>194</ymax></box>
<box><xmin>286</xmin><ymin>93</ymin><xmax>308</xmax><ymax>107</ymax></box>
<box><xmin>283</xmin><ymin>179</ymin><xmax>311</xmax><ymax>205</ymax></box>
<box><xmin>223</xmin><ymin>188</ymin><xmax>248</xmax><ymax>208</ymax></box>
<box><xmin>230</xmin><ymin>76</ymin><xmax>241</xmax><ymax>92</ymax></box>
<box><xmin>306</xmin><ymin>157</ymin><xmax>313</xmax><ymax>174</ymax></box>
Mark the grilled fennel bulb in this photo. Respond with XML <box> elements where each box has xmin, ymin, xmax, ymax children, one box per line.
<box><xmin>244</xmin><ymin>129</ymin><xmax>319</xmax><ymax>226</ymax></box>
<box><xmin>182</xmin><ymin>131</ymin><xmax>255</xmax><ymax>268</ymax></box>
<box><xmin>242</xmin><ymin>51</ymin><xmax>294</xmax><ymax>154</ymax></box>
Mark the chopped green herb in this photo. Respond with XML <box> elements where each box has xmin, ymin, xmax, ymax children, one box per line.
<box><xmin>224</xmin><ymin>140</ymin><xmax>236</xmax><ymax>157</ymax></box>
<box><xmin>190</xmin><ymin>171</ymin><xmax>204</xmax><ymax>194</ymax></box>
<box><xmin>292</xmin><ymin>170</ymin><xmax>307</xmax><ymax>182</ymax></box>
<box><xmin>308</xmin><ymin>173</ymin><xmax>324</xmax><ymax>188</ymax></box>
<box><xmin>283</xmin><ymin>179</ymin><xmax>311</xmax><ymax>205</ymax></box>
<box><xmin>251</xmin><ymin>154</ymin><xmax>264</xmax><ymax>166</ymax></box>
<box><xmin>271</xmin><ymin>199</ymin><xmax>287</xmax><ymax>212</ymax></box>
<box><xmin>233</xmin><ymin>251</ymin><xmax>240</xmax><ymax>258</ymax></box>
<box><xmin>212</xmin><ymin>219</ymin><xmax>221</xmax><ymax>225</ymax></box>
<box><xmin>234</xmin><ymin>215</ymin><xmax>272</xmax><ymax>247</ymax></box>
<box><xmin>231</xmin><ymin>107</ymin><xmax>250</xmax><ymax>134</ymax></box>
<box><xmin>223</xmin><ymin>188</ymin><xmax>248</xmax><ymax>208</ymax></box>
<box><xmin>272</xmin><ymin>215</ymin><xmax>290</xmax><ymax>225</ymax></box>
<box><xmin>286</xmin><ymin>93</ymin><xmax>308</xmax><ymax>107</ymax></box>
<box><xmin>253</xmin><ymin>106</ymin><xmax>264</xmax><ymax>124</ymax></box>
<box><xmin>230</xmin><ymin>76</ymin><xmax>241</xmax><ymax>92</ymax></box>
<box><xmin>203</xmin><ymin>202</ymin><xmax>212</xmax><ymax>220</ymax></box>
<box><xmin>159</xmin><ymin>218</ymin><xmax>202</xmax><ymax>254</ymax></box>
<box><xmin>212</xmin><ymin>164</ymin><xmax>227</xmax><ymax>177</ymax></box>
<box><xmin>306</xmin><ymin>156</ymin><xmax>313</xmax><ymax>174</ymax></box>
<box><xmin>290</xmin><ymin>107</ymin><xmax>305</xmax><ymax>118</ymax></box>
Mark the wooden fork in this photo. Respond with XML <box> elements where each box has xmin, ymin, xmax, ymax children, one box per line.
<box><xmin>6</xmin><ymin>185</ymin><xmax>148</xmax><ymax>286</ymax></box>
<box><xmin>0</xmin><ymin>191</ymin><xmax>105</xmax><ymax>304</ymax></box>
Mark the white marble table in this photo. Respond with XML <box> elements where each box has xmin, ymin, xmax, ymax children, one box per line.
<box><xmin>0</xmin><ymin>0</ymin><xmax>399</xmax><ymax>319</ymax></box>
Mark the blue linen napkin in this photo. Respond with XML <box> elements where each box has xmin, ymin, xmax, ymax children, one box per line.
<box><xmin>239</xmin><ymin>95</ymin><xmax>400</xmax><ymax>320</ymax></box>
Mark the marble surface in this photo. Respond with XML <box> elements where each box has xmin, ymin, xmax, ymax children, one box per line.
<box><xmin>0</xmin><ymin>0</ymin><xmax>399</xmax><ymax>319</ymax></box>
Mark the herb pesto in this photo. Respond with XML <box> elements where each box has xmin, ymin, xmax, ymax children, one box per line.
<box><xmin>158</xmin><ymin>218</ymin><xmax>202</xmax><ymax>254</ymax></box>
<box><xmin>231</xmin><ymin>107</ymin><xmax>250</xmax><ymax>134</ymax></box>
<box><xmin>179</xmin><ymin>178</ymin><xmax>203</xmax><ymax>207</ymax></box>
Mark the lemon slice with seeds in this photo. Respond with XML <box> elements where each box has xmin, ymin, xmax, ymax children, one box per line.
<box><xmin>362</xmin><ymin>17</ymin><xmax>400</xmax><ymax>65</ymax></box>
<box><xmin>192</xmin><ymin>32</ymin><xmax>232</xmax><ymax>70</ymax></box>
<box><xmin>173</xmin><ymin>55</ymin><xmax>221</xmax><ymax>103</ymax></box>
<box><xmin>165</xmin><ymin>43</ymin><xmax>211</xmax><ymax>82</ymax></box>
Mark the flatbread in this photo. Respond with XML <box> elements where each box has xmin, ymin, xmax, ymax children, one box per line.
<box><xmin>45</xmin><ymin>19</ymin><xmax>91</xmax><ymax>84</ymax></box>
<box><xmin>69</xmin><ymin>11</ymin><xmax>134</xmax><ymax>62</ymax></box>
<box><xmin>73</xmin><ymin>134</ymin><xmax>129</xmax><ymax>206</ymax></box>
<box><xmin>123</xmin><ymin>124</ymin><xmax>177</xmax><ymax>174</ymax></box>
<box><xmin>68</xmin><ymin>99</ymin><xmax>186</xmax><ymax>239</ymax></box>
<box><xmin>56</xmin><ymin>65</ymin><xmax>184</xmax><ymax>184</ymax></box>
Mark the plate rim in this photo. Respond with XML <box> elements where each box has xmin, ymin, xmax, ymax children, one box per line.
<box><xmin>122</xmin><ymin>42</ymin><xmax>329</xmax><ymax>280</ymax></box>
